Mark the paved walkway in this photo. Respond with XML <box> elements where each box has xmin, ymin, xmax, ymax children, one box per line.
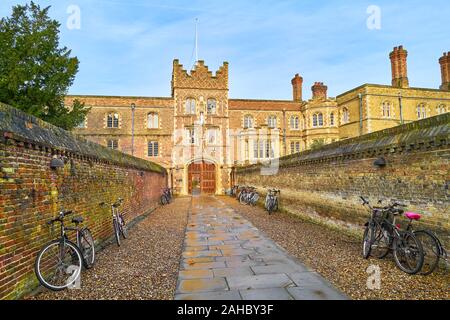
<box><xmin>174</xmin><ymin>196</ymin><xmax>347</xmax><ymax>300</ymax></box>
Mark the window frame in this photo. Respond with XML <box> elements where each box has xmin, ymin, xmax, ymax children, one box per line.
<box><xmin>186</xmin><ymin>98</ymin><xmax>196</xmax><ymax>115</ymax></box>
<box><xmin>147</xmin><ymin>112</ymin><xmax>159</xmax><ymax>129</ymax></box>
<box><xmin>207</xmin><ymin>98</ymin><xmax>217</xmax><ymax>115</ymax></box>
<box><xmin>107</xmin><ymin>139</ymin><xmax>119</xmax><ymax>150</ymax></box>
<box><xmin>107</xmin><ymin>112</ymin><xmax>119</xmax><ymax>128</ymax></box>
<box><xmin>147</xmin><ymin>141</ymin><xmax>159</xmax><ymax>157</ymax></box>
<box><xmin>243</xmin><ymin>115</ymin><xmax>254</xmax><ymax>129</ymax></box>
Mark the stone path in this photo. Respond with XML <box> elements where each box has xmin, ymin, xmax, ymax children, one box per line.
<box><xmin>174</xmin><ymin>196</ymin><xmax>347</xmax><ymax>300</ymax></box>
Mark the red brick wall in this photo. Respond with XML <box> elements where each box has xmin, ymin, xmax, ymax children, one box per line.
<box><xmin>0</xmin><ymin>103</ymin><xmax>167</xmax><ymax>299</ymax></box>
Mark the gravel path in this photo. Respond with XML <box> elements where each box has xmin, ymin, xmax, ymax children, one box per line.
<box><xmin>220</xmin><ymin>196</ymin><xmax>450</xmax><ymax>300</ymax></box>
<box><xmin>30</xmin><ymin>197</ymin><xmax>190</xmax><ymax>300</ymax></box>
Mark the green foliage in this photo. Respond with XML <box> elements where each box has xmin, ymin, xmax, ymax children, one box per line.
<box><xmin>310</xmin><ymin>139</ymin><xmax>326</xmax><ymax>150</ymax></box>
<box><xmin>0</xmin><ymin>1</ymin><xmax>89</xmax><ymax>130</ymax></box>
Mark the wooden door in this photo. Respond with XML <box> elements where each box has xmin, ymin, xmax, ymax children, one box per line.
<box><xmin>188</xmin><ymin>161</ymin><xmax>216</xmax><ymax>194</ymax></box>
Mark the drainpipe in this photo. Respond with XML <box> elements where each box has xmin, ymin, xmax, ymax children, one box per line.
<box><xmin>131</xmin><ymin>103</ymin><xmax>136</xmax><ymax>156</ymax></box>
<box><xmin>358</xmin><ymin>93</ymin><xmax>363</xmax><ymax>136</ymax></box>
<box><xmin>282</xmin><ymin>109</ymin><xmax>286</xmax><ymax>156</ymax></box>
<box><xmin>398</xmin><ymin>92</ymin><xmax>404</xmax><ymax>125</ymax></box>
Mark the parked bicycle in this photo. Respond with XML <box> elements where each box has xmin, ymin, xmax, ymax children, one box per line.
<box><xmin>403</xmin><ymin>213</ymin><xmax>448</xmax><ymax>275</ymax></box>
<box><xmin>100</xmin><ymin>198</ymin><xmax>128</xmax><ymax>246</ymax></box>
<box><xmin>161</xmin><ymin>187</ymin><xmax>172</xmax><ymax>205</ymax></box>
<box><xmin>360</xmin><ymin>196</ymin><xmax>424</xmax><ymax>274</ymax></box>
<box><xmin>265</xmin><ymin>189</ymin><xmax>280</xmax><ymax>214</ymax></box>
<box><xmin>230</xmin><ymin>185</ymin><xmax>239</xmax><ymax>197</ymax></box>
<box><xmin>238</xmin><ymin>186</ymin><xmax>260</xmax><ymax>206</ymax></box>
<box><xmin>34</xmin><ymin>210</ymin><xmax>95</xmax><ymax>291</ymax></box>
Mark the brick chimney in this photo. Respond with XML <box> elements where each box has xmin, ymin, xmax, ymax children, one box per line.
<box><xmin>439</xmin><ymin>52</ymin><xmax>450</xmax><ymax>91</ymax></box>
<box><xmin>389</xmin><ymin>45</ymin><xmax>409</xmax><ymax>88</ymax></box>
<box><xmin>291</xmin><ymin>74</ymin><xmax>303</xmax><ymax>102</ymax></box>
<box><xmin>311</xmin><ymin>82</ymin><xmax>327</xmax><ymax>100</ymax></box>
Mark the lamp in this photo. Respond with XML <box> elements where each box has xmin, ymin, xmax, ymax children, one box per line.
<box><xmin>50</xmin><ymin>156</ymin><xmax>65</xmax><ymax>169</ymax></box>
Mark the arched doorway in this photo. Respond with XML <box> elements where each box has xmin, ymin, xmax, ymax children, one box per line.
<box><xmin>188</xmin><ymin>161</ymin><xmax>216</xmax><ymax>194</ymax></box>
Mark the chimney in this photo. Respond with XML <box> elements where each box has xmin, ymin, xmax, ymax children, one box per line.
<box><xmin>311</xmin><ymin>82</ymin><xmax>327</xmax><ymax>100</ymax></box>
<box><xmin>291</xmin><ymin>74</ymin><xmax>303</xmax><ymax>102</ymax></box>
<box><xmin>389</xmin><ymin>45</ymin><xmax>409</xmax><ymax>88</ymax></box>
<box><xmin>439</xmin><ymin>52</ymin><xmax>450</xmax><ymax>91</ymax></box>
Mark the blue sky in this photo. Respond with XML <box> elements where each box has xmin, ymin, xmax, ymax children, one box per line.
<box><xmin>1</xmin><ymin>0</ymin><xmax>449</xmax><ymax>99</ymax></box>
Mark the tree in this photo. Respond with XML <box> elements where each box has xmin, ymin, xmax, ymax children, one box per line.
<box><xmin>310</xmin><ymin>139</ymin><xmax>326</xmax><ymax>150</ymax></box>
<box><xmin>0</xmin><ymin>1</ymin><xmax>89</xmax><ymax>130</ymax></box>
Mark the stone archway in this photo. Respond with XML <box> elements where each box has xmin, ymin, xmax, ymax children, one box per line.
<box><xmin>188</xmin><ymin>161</ymin><xmax>216</xmax><ymax>194</ymax></box>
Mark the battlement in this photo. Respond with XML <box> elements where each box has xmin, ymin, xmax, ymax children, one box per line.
<box><xmin>171</xmin><ymin>59</ymin><xmax>228</xmax><ymax>94</ymax></box>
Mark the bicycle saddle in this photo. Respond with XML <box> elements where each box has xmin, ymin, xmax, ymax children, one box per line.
<box><xmin>405</xmin><ymin>212</ymin><xmax>421</xmax><ymax>220</ymax></box>
<box><xmin>72</xmin><ymin>216</ymin><xmax>84</xmax><ymax>224</ymax></box>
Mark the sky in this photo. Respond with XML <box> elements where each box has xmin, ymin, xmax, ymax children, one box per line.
<box><xmin>1</xmin><ymin>0</ymin><xmax>449</xmax><ymax>100</ymax></box>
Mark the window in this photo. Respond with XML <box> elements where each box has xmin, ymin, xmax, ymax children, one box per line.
<box><xmin>259</xmin><ymin>140</ymin><xmax>264</xmax><ymax>158</ymax></box>
<box><xmin>290</xmin><ymin>116</ymin><xmax>299</xmax><ymax>130</ymax></box>
<box><xmin>148</xmin><ymin>141</ymin><xmax>159</xmax><ymax>157</ymax></box>
<box><xmin>187</xmin><ymin>128</ymin><xmax>196</xmax><ymax>144</ymax></box>
<box><xmin>244</xmin><ymin>139</ymin><xmax>249</xmax><ymax>160</ymax></box>
<box><xmin>107</xmin><ymin>139</ymin><xmax>118</xmax><ymax>150</ymax></box>
<box><xmin>147</xmin><ymin>113</ymin><xmax>159</xmax><ymax>129</ymax></box>
<box><xmin>268</xmin><ymin>116</ymin><xmax>277</xmax><ymax>128</ymax></box>
<box><xmin>330</xmin><ymin>113</ymin><xmax>335</xmax><ymax>126</ymax></box>
<box><xmin>244</xmin><ymin>115</ymin><xmax>254</xmax><ymax>129</ymax></box>
<box><xmin>342</xmin><ymin>108</ymin><xmax>349</xmax><ymax>124</ymax></box>
<box><xmin>290</xmin><ymin>141</ymin><xmax>301</xmax><ymax>154</ymax></box>
<box><xmin>382</xmin><ymin>102</ymin><xmax>391</xmax><ymax>118</ymax></box>
<box><xmin>312</xmin><ymin>113</ymin><xmax>323</xmax><ymax>127</ymax></box>
<box><xmin>253</xmin><ymin>140</ymin><xmax>259</xmax><ymax>159</ymax></box>
<box><xmin>417</xmin><ymin>104</ymin><xmax>427</xmax><ymax>119</ymax></box>
<box><xmin>207</xmin><ymin>99</ymin><xmax>216</xmax><ymax>114</ymax></box>
<box><xmin>186</xmin><ymin>98</ymin><xmax>196</xmax><ymax>114</ymax></box>
<box><xmin>437</xmin><ymin>104</ymin><xmax>447</xmax><ymax>114</ymax></box>
<box><xmin>76</xmin><ymin>118</ymin><xmax>86</xmax><ymax>129</ymax></box>
<box><xmin>107</xmin><ymin>113</ymin><xmax>119</xmax><ymax>128</ymax></box>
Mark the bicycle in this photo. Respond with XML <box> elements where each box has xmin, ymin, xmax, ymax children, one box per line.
<box><xmin>360</xmin><ymin>196</ymin><xmax>424</xmax><ymax>275</ymax></box>
<box><xmin>100</xmin><ymin>198</ymin><xmax>128</xmax><ymax>246</ymax></box>
<box><xmin>230</xmin><ymin>185</ymin><xmax>239</xmax><ymax>197</ymax></box>
<box><xmin>403</xmin><ymin>212</ymin><xmax>448</xmax><ymax>275</ymax></box>
<box><xmin>34</xmin><ymin>210</ymin><xmax>95</xmax><ymax>291</ymax></box>
<box><xmin>239</xmin><ymin>186</ymin><xmax>259</xmax><ymax>206</ymax></box>
<box><xmin>161</xmin><ymin>187</ymin><xmax>172</xmax><ymax>205</ymax></box>
<box><xmin>265</xmin><ymin>189</ymin><xmax>280</xmax><ymax>215</ymax></box>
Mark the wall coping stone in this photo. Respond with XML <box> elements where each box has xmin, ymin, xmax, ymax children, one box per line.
<box><xmin>0</xmin><ymin>102</ymin><xmax>166</xmax><ymax>174</ymax></box>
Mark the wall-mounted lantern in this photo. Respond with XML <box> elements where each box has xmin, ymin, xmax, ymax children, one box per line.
<box><xmin>373</xmin><ymin>157</ymin><xmax>387</xmax><ymax>168</ymax></box>
<box><xmin>50</xmin><ymin>156</ymin><xmax>65</xmax><ymax>169</ymax></box>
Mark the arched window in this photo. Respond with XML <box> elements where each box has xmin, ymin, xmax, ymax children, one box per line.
<box><xmin>107</xmin><ymin>112</ymin><xmax>119</xmax><ymax>128</ymax></box>
<box><xmin>207</xmin><ymin>99</ymin><xmax>216</xmax><ymax>114</ymax></box>
<box><xmin>437</xmin><ymin>104</ymin><xmax>447</xmax><ymax>114</ymax></box>
<box><xmin>186</xmin><ymin>98</ymin><xmax>196</xmax><ymax>114</ymax></box>
<box><xmin>312</xmin><ymin>113</ymin><xmax>323</xmax><ymax>127</ymax></box>
<box><xmin>268</xmin><ymin>116</ymin><xmax>277</xmax><ymax>128</ymax></box>
<box><xmin>342</xmin><ymin>108</ymin><xmax>349</xmax><ymax>124</ymax></box>
<box><xmin>382</xmin><ymin>102</ymin><xmax>391</xmax><ymax>118</ymax></box>
<box><xmin>147</xmin><ymin>112</ymin><xmax>159</xmax><ymax>129</ymax></box>
<box><xmin>330</xmin><ymin>113</ymin><xmax>335</xmax><ymax>126</ymax></box>
<box><xmin>417</xmin><ymin>104</ymin><xmax>427</xmax><ymax>119</ymax></box>
<box><xmin>244</xmin><ymin>115</ymin><xmax>254</xmax><ymax>129</ymax></box>
<box><xmin>290</xmin><ymin>116</ymin><xmax>299</xmax><ymax>130</ymax></box>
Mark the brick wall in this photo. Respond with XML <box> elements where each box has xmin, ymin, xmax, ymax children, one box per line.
<box><xmin>236</xmin><ymin>113</ymin><xmax>449</xmax><ymax>247</ymax></box>
<box><xmin>0</xmin><ymin>103</ymin><xmax>167</xmax><ymax>300</ymax></box>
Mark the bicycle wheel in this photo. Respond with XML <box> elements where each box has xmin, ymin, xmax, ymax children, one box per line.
<box><xmin>113</xmin><ymin>218</ymin><xmax>121</xmax><ymax>247</ymax></box>
<box><xmin>118</xmin><ymin>214</ymin><xmax>128</xmax><ymax>239</ymax></box>
<box><xmin>161</xmin><ymin>195</ymin><xmax>168</xmax><ymax>205</ymax></box>
<box><xmin>35</xmin><ymin>239</ymin><xmax>83</xmax><ymax>291</ymax></box>
<box><xmin>413</xmin><ymin>230</ymin><xmax>441</xmax><ymax>275</ymax></box>
<box><xmin>393</xmin><ymin>232</ymin><xmax>424</xmax><ymax>274</ymax></box>
<box><xmin>362</xmin><ymin>224</ymin><xmax>374</xmax><ymax>259</ymax></box>
<box><xmin>371</xmin><ymin>224</ymin><xmax>391</xmax><ymax>259</ymax></box>
<box><xmin>78</xmin><ymin>228</ymin><xmax>95</xmax><ymax>269</ymax></box>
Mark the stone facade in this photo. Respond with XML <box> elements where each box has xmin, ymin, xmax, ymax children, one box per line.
<box><xmin>0</xmin><ymin>103</ymin><xmax>167</xmax><ymax>299</ymax></box>
<box><xmin>67</xmin><ymin>46</ymin><xmax>450</xmax><ymax>195</ymax></box>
